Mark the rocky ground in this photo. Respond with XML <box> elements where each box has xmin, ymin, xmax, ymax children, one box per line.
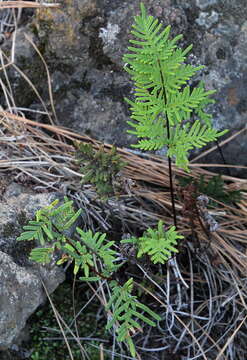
<box><xmin>0</xmin><ymin>1</ymin><xmax>246</xmax><ymax>359</ymax></box>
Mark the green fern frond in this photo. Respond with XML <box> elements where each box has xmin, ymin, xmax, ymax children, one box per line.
<box><xmin>139</xmin><ymin>221</ymin><xmax>183</xmax><ymax>264</ymax></box>
<box><xmin>16</xmin><ymin>219</ymin><xmax>53</xmax><ymax>245</ymax></box>
<box><xmin>168</xmin><ymin>120</ymin><xmax>228</xmax><ymax>170</ymax></box>
<box><xmin>166</xmin><ymin>86</ymin><xmax>216</xmax><ymax>125</ymax></box>
<box><xmin>17</xmin><ymin>200</ymin><xmax>58</xmax><ymax>245</ymax></box>
<box><xmin>132</xmin><ymin>137</ymin><xmax>167</xmax><ymax>151</ymax></box>
<box><xmin>106</xmin><ymin>278</ymin><xmax>161</xmax><ymax>357</ymax></box>
<box><xmin>121</xmin><ymin>220</ymin><xmax>183</xmax><ymax>264</ymax></box>
<box><xmin>194</xmin><ymin>81</ymin><xmax>215</xmax><ymax>126</ymax></box>
<box><xmin>124</xmin><ymin>3</ymin><xmax>227</xmax><ymax>170</ymax></box>
<box><xmin>57</xmin><ymin>228</ymin><xmax>119</xmax><ymax>277</ymax></box>
<box><xmin>126</xmin><ymin>100</ymin><xmax>165</xmax><ymax>138</ymax></box>
<box><xmin>51</xmin><ymin>197</ymin><xmax>82</xmax><ymax>232</ymax></box>
<box><xmin>166</xmin><ymin>64</ymin><xmax>204</xmax><ymax>93</ymax></box>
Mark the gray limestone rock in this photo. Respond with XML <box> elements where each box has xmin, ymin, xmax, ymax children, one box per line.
<box><xmin>0</xmin><ymin>183</ymin><xmax>65</xmax><ymax>350</ymax></box>
<box><xmin>0</xmin><ymin>251</ymin><xmax>64</xmax><ymax>350</ymax></box>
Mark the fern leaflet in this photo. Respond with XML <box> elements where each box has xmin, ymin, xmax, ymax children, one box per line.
<box><xmin>76</xmin><ymin>228</ymin><xmax>118</xmax><ymax>273</ymax></box>
<box><xmin>168</xmin><ymin>120</ymin><xmax>228</xmax><ymax>170</ymax></box>
<box><xmin>106</xmin><ymin>278</ymin><xmax>161</xmax><ymax>357</ymax></box>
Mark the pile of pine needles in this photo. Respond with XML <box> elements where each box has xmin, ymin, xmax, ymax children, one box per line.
<box><xmin>0</xmin><ymin>1</ymin><xmax>247</xmax><ymax>359</ymax></box>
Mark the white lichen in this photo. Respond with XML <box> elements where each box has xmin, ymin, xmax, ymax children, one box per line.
<box><xmin>99</xmin><ymin>23</ymin><xmax>120</xmax><ymax>46</ymax></box>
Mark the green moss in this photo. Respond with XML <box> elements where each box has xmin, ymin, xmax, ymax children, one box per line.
<box><xmin>28</xmin><ymin>282</ymin><xmax>111</xmax><ymax>360</ymax></box>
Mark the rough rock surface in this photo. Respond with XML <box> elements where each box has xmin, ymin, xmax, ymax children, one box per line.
<box><xmin>0</xmin><ymin>182</ymin><xmax>65</xmax><ymax>350</ymax></box>
<box><xmin>0</xmin><ymin>251</ymin><xmax>64</xmax><ymax>350</ymax></box>
<box><xmin>1</xmin><ymin>0</ymin><xmax>247</xmax><ymax>173</ymax></box>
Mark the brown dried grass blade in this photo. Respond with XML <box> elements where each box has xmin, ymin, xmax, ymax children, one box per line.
<box><xmin>0</xmin><ymin>1</ymin><xmax>60</xmax><ymax>9</ymax></box>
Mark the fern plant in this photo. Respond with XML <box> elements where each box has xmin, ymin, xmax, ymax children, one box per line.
<box><xmin>17</xmin><ymin>198</ymin><xmax>170</xmax><ymax>357</ymax></box>
<box><xmin>123</xmin><ymin>3</ymin><xmax>227</xmax><ymax>171</ymax></box>
<box><xmin>16</xmin><ymin>4</ymin><xmax>228</xmax><ymax>357</ymax></box>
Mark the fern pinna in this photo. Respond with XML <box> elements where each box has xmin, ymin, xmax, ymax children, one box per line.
<box><xmin>123</xmin><ymin>3</ymin><xmax>227</xmax><ymax>171</ymax></box>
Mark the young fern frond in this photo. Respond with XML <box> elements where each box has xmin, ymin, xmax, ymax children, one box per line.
<box><xmin>16</xmin><ymin>200</ymin><xmax>57</xmax><ymax>245</ymax></box>
<box><xmin>51</xmin><ymin>197</ymin><xmax>82</xmax><ymax>232</ymax></box>
<box><xmin>106</xmin><ymin>278</ymin><xmax>161</xmax><ymax>357</ymax></box>
<box><xmin>124</xmin><ymin>3</ymin><xmax>227</xmax><ymax>171</ymax></box>
<box><xmin>56</xmin><ymin>228</ymin><xmax>119</xmax><ymax>279</ymax></box>
<box><xmin>16</xmin><ymin>219</ymin><xmax>52</xmax><ymax>246</ymax></box>
<box><xmin>17</xmin><ymin>197</ymin><xmax>118</xmax><ymax>276</ymax></box>
<box><xmin>121</xmin><ymin>220</ymin><xmax>183</xmax><ymax>264</ymax></box>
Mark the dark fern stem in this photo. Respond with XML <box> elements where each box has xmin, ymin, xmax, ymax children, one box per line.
<box><xmin>158</xmin><ymin>59</ymin><xmax>177</xmax><ymax>227</ymax></box>
<box><xmin>215</xmin><ymin>139</ymin><xmax>231</xmax><ymax>176</ymax></box>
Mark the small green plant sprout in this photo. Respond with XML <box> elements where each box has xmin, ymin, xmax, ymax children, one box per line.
<box><xmin>106</xmin><ymin>278</ymin><xmax>161</xmax><ymax>357</ymax></box>
<box><xmin>123</xmin><ymin>3</ymin><xmax>227</xmax><ymax>171</ymax></box>
<box><xmin>121</xmin><ymin>220</ymin><xmax>183</xmax><ymax>264</ymax></box>
<box><xmin>75</xmin><ymin>142</ymin><xmax>126</xmax><ymax>197</ymax></box>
